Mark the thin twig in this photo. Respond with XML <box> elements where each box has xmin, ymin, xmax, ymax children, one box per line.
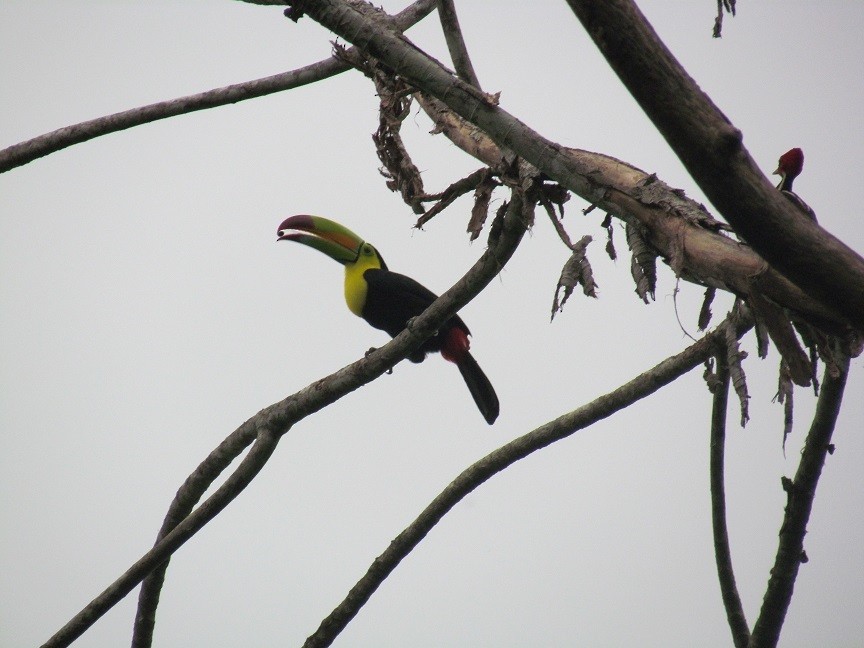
<box><xmin>0</xmin><ymin>0</ymin><xmax>437</xmax><ymax>174</ymax></box>
<box><xmin>749</xmin><ymin>345</ymin><xmax>851</xmax><ymax>648</ymax></box>
<box><xmin>708</xmin><ymin>341</ymin><xmax>750</xmax><ymax>647</ymax></box>
<box><xmin>436</xmin><ymin>0</ymin><xmax>481</xmax><ymax>88</ymax></box>
<box><xmin>414</xmin><ymin>167</ymin><xmax>490</xmax><ymax>228</ymax></box>
<box><xmin>302</xmin><ymin>312</ymin><xmax>754</xmax><ymax>648</ymax></box>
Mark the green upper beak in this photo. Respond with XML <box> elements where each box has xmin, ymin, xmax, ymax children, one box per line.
<box><xmin>277</xmin><ymin>215</ymin><xmax>365</xmax><ymax>265</ymax></box>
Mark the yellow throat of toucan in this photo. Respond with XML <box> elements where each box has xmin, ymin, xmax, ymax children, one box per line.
<box><xmin>344</xmin><ymin>242</ymin><xmax>384</xmax><ymax>317</ymax></box>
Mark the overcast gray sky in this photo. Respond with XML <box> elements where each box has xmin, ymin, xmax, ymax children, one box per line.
<box><xmin>2</xmin><ymin>1</ymin><xmax>863</xmax><ymax>646</ymax></box>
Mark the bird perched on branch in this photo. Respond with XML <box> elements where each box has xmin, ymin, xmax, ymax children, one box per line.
<box><xmin>277</xmin><ymin>215</ymin><xmax>499</xmax><ymax>424</ymax></box>
<box><xmin>774</xmin><ymin>147</ymin><xmax>817</xmax><ymax>222</ymax></box>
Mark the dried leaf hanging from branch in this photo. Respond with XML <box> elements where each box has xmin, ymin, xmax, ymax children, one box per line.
<box><xmin>745</xmin><ymin>289</ymin><xmax>812</xmax><ymax>387</ymax></box>
<box><xmin>698</xmin><ymin>287</ymin><xmax>716</xmax><ymax>331</ymax></box>
<box><xmin>723</xmin><ymin>317</ymin><xmax>750</xmax><ymax>427</ymax></box>
<box><xmin>753</xmin><ymin>317</ymin><xmax>770</xmax><ymax>360</ymax></box>
<box><xmin>467</xmin><ymin>170</ymin><xmax>498</xmax><ymax>240</ymax></box>
<box><xmin>372</xmin><ymin>88</ymin><xmax>424</xmax><ymax>213</ymax></box>
<box><xmin>773</xmin><ymin>359</ymin><xmax>794</xmax><ymax>454</ymax></box>
<box><xmin>600</xmin><ymin>212</ymin><xmax>617</xmax><ymax>261</ymax></box>
<box><xmin>551</xmin><ymin>235</ymin><xmax>597</xmax><ymax>321</ymax></box>
<box><xmin>625</xmin><ymin>222</ymin><xmax>657</xmax><ymax>303</ymax></box>
<box><xmin>713</xmin><ymin>0</ymin><xmax>737</xmax><ymax>38</ymax></box>
<box><xmin>333</xmin><ymin>44</ymin><xmax>426</xmax><ymax>214</ymax></box>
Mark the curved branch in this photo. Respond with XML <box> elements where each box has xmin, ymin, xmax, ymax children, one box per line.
<box><xmin>302</xmin><ymin>311</ymin><xmax>754</xmax><ymax>648</ymax></box>
<box><xmin>131</xmin><ymin>418</ymin><xmax>272</xmax><ymax>646</ymax></box>
<box><xmin>0</xmin><ymin>0</ymin><xmax>437</xmax><ymax>174</ymax></box>
<box><xmin>564</xmin><ymin>0</ymin><xmax>864</xmax><ymax>331</ymax></box>
<box><xmin>708</xmin><ymin>342</ymin><xmax>750</xmax><ymax>647</ymax></box>
<box><xmin>42</xmin><ymin>428</ymin><xmax>281</xmax><ymax>648</ymax></box>
<box><xmin>41</xmin><ymin>189</ymin><xmax>528</xmax><ymax>648</ymax></box>
<box><xmin>749</xmin><ymin>348</ymin><xmax>851</xmax><ymax>648</ymax></box>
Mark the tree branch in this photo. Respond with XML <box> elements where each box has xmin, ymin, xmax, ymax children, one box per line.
<box><xmin>302</xmin><ymin>311</ymin><xmax>754</xmax><ymax>648</ymax></box>
<box><xmin>564</xmin><ymin>0</ymin><xmax>864</xmax><ymax>330</ymax></box>
<box><xmin>285</xmin><ymin>0</ymin><xmax>858</xmax><ymax>338</ymax></box>
<box><xmin>435</xmin><ymin>0</ymin><xmax>482</xmax><ymax>88</ymax></box>
<box><xmin>708</xmin><ymin>342</ymin><xmax>750</xmax><ymax>647</ymax></box>
<box><xmin>749</xmin><ymin>347</ymin><xmax>851</xmax><ymax>648</ymax></box>
<box><xmin>0</xmin><ymin>0</ymin><xmax>437</xmax><ymax>174</ymax></box>
<box><xmin>41</xmin><ymin>188</ymin><xmax>529</xmax><ymax>648</ymax></box>
<box><xmin>42</xmin><ymin>428</ymin><xmax>281</xmax><ymax>648</ymax></box>
<box><xmin>411</xmin><ymin>98</ymin><xmax>852</xmax><ymax>340</ymax></box>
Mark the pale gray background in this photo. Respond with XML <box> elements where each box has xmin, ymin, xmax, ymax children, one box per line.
<box><xmin>1</xmin><ymin>1</ymin><xmax>863</xmax><ymax>646</ymax></box>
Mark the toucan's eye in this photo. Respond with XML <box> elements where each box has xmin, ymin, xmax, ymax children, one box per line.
<box><xmin>363</xmin><ymin>244</ymin><xmax>374</xmax><ymax>256</ymax></box>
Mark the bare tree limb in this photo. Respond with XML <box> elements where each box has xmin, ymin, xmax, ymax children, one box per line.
<box><xmin>42</xmin><ymin>428</ymin><xmax>281</xmax><ymax>648</ymax></box>
<box><xmin>289</xmin><ymin>6</ymin><xmax>854</xmax><ymax>337</ymax></box>
<box><xmin>749</xmin><ymin>346</ymin><xmax>851</xmax><ymax>648</ymax></box>
<box><xmin>564</xmin><ymin>0</ymin><xmax>864</xmax><ymax>331</ymax></box>
<box><xmin>707</xmin><ymin>345</ymin><xmax>750</xmax><ymax>648</ymax></box>
<box><xmin>436</xmin><ymin>0</ymin><xmax>482</xmax><ymax>88</ymax></box>
<box><xmin>302</xmin><ymin>310</ymin><xmax>755</xmax><ymax>648</ymax></box>
<box><xmin>41</xmin><ymin>187</ymin><xmax>529</xmax><ymax>648</ymax></box>
<box><xmin>0</xmin><ymin>0</ymin><xmax>437</xmax><ymax>174</ymax></box>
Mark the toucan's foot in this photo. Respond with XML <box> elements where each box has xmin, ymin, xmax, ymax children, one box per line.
<box><xmin>365</xmin><ymin>346</ymin><xmax>392</xmax><ymax>373</ymax></box>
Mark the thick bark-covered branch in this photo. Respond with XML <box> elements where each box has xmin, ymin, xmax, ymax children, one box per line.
<box><xmin>302</xmin><ymin>310</ymin><xmax>754</xmax><ymax>648</ymax></box>
<box><xmin>42</xmin><ymin>190</ymin><xmax>528</xmax><ymax>648</ymax></box>
<box><xmin>749</xmin><ymin>349</ymin><xmax>850</xmax><ymax>648</ymax></box>
<box><xmin>0</xmin><ymin>0</ymin><xmax>436</xmax><ymax>174</ymax></box>
<box><xmin>287</xmin><ymin>0</ymin><xmax>858</xmax><ymax>340</ymax></box>
<box><xmin>414</xmin><ymin>94</ymin><xmax>849</xmax><ymax>340</ymax></box>
<box><xmin>564</xmin><ymin>0</ymin><xmax>864</xmax><ymax>330</ymax></box>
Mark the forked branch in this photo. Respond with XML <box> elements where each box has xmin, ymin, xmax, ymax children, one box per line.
<box><xmin>749</xmin><ymin>346</ymin><xmax>850</xmax><ymax>648</ymax></box>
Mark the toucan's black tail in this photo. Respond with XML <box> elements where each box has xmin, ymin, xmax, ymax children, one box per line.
<box><xmin>456</xmin><ymin>352</ymin><xmax>499</xmax><ymax>425</ymax></box>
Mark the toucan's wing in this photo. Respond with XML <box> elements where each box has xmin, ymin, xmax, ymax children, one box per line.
<box><xmin>362</xmin><ymin>269</ymin><xmax>469</xmax><ymax>338</ymax></box>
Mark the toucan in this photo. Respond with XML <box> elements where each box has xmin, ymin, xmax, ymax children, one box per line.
<box><xmin>277</xmin><ymin>215</ymin><xmax>499</xmax><ymax>425</ymax></box>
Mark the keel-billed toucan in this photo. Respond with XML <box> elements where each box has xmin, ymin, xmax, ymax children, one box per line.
<box><xmin>277</xmin><ymin>215</ymin><xmax>499</xmax><ymax>424</ymax></box>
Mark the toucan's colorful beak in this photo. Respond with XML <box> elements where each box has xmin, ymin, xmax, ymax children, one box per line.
<box><xmin>277</xmin><ymin>215</ymin><xmax>365</xmax><ymax>265</ymax></box>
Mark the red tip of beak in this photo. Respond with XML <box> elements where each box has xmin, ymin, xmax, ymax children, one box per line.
<box><xmin>277</xmin><ymin>214</ymin><xmax>315</xmax><ymax>239</ymax></box>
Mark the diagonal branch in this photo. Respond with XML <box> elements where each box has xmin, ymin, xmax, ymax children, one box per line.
<box><xmin>302</xmin><ymin>311</ymin><xmax>754</xmax><ymax>648</ymax></box>
<box><xmin>436</xmin><ymin>0</ymin><xmax>482</xmax><ymax>88</ymax></box>
<box><xmin>286</xmin><ymin>0</ymin><xmax>858</xmax><ymax>338</ymax></box>
<box><xmin>564</xmin><ymin>0</ymin><xmax>864</xmax><ymax>331</ymax></box>
<box><xmin>0</xmin><ymin>0</ymin><xmax>437</xmax><ymax>174</ymax></box>
<box><xmin>748</xmin><ymin>346</ymin><xmax>851</xmax><ymax>648</ymax></box>
<box><xmin>41</xmin><ymin>189</ymin><xmax>529</xmax><ymax>648</ymax></box>
<box><xmin>707</xmin><ymin>342</ymin><xmax>750</xmax><ymax>648</ymax></box>
<box><xmin>42</xmin><ymin>428</ymin><xmax>281</xmax><ymax>648</ymax></box>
